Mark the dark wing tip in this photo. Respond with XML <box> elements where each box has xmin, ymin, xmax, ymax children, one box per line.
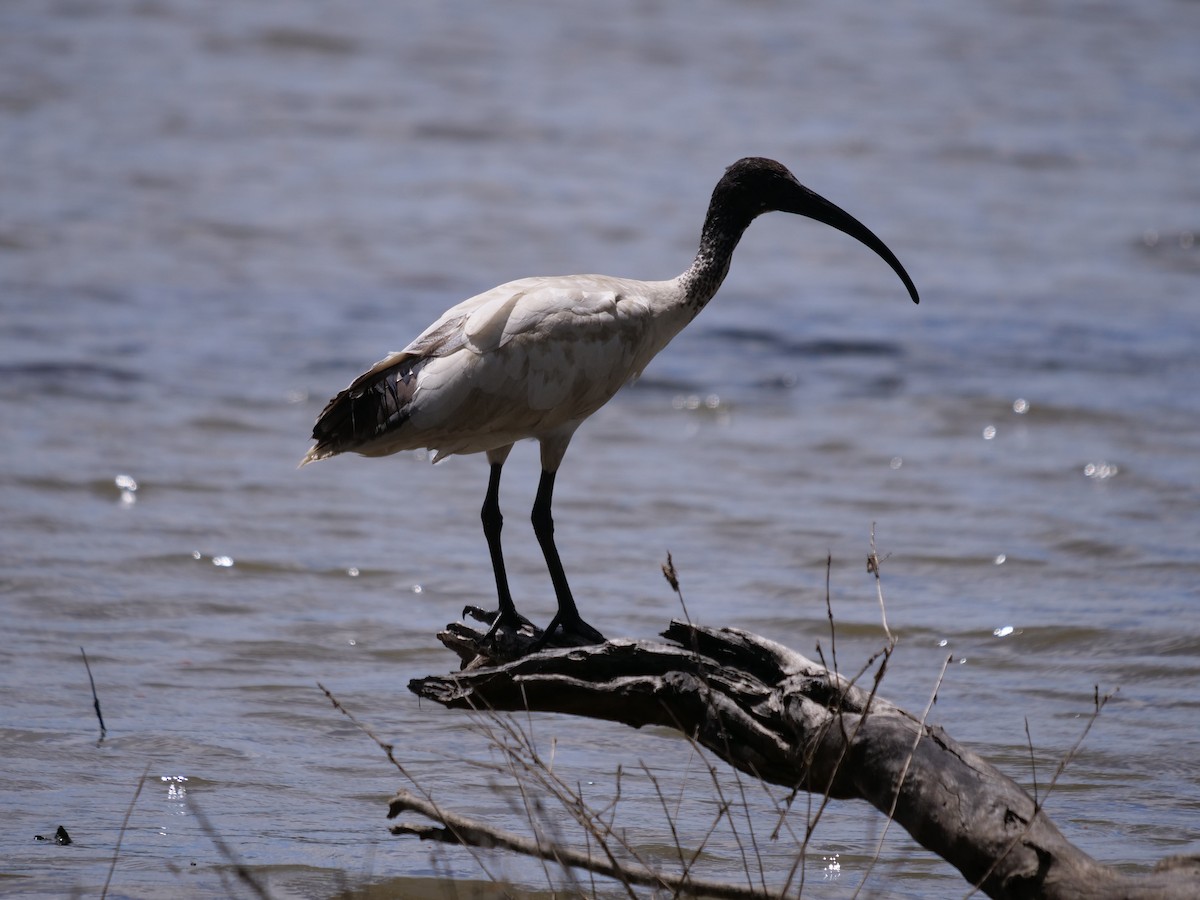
<box><xmin>305</xmin><ymin>357</ymin><xmax>420</xmax><ymax>461</ymax></box>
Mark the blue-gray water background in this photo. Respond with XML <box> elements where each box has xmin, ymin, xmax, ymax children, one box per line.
<box><xmin>2</xmin><ymin>1</ymin><xmax>1198</xmax><ymax>896</ymax></box>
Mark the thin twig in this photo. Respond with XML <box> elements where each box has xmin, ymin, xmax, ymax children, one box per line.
<box><xmin>854</xmin><ymin>652</ymin><xmax>953</xmax><ymax>899</ymax></box>
<box><xmin>190</xmin><ymin>798</ymin><xmax>271</xmax><ymax>900</ymax></box>
<box><xmin>319</xmin><ymin>683</ymin><xmax>401</xmax><ymax>769</ymax></box>
<box><xmin>1024</xmin><ymin>717</ymin><xmax>1039</xmax><ymax>806</ymax></box>
<box><xmin>318</xmin><ymin>682</ymin><xmax>508</xmax><ymax>887</ymax></box>
<box><xmin>663</xmin><ymin>551</ymin><xmax>691</xmax><ymax>625</ymax></box>
<box><xmin>824</xmin><ymin>552</ymin><xmax>838</xmax><ymax>679</ymax></box>
<box><xmin>468</xmin><ymin>706</ymin><xmax>650</xmax><ymax>896</ymax></box>
<box><xmin>727</xmin><ymin>759</ymin><xmax>770</xmax><ymax>896</ymax></box>
<box><xmin>655</xmin><ymin>709</ymin><xmax>754</xmax><ymax>890</ymax></box>
<box><xmin>499</xmin><ymin>725</ymin><xmax>569</xmax><ymax>894</ymax></box>
<box><xmin>100</xmin><ymin>764</ymin><xmax>149</xmax><ymax>900</ymax></box>
<box><xmin>867</xmin><ymin>524</ymin><xmax>893</xmax><ymax>644</ymax></box>
<box><xmin>698</xmin><ymin>757</ymin><xmax>756</xmax><ymax>895</ymax></box>
<box><xmin>783</xmin><ymin>549</ymin><xmax>895</xmax><ymax>898</ymax></box>
<box><xmin>80</xmin><ymin>646</ymin><xmax>107</xmax><ymax>741</ymax></box>
<box><xmin>390</xmin><ymin>786</ymin><xmax>776</xmax><ymax>899</ymax></box>
<box><xmin>661</xmin><ymin>556</ymin><xmax>771</xmax><ymax>894</ymax></box>
<box><xmin>784</xmin><ymin>642</ymin><xmax>894</xmax><ymax>898</ymax></box>
<box><xmin>962</xmin><ymin>685</ymin><xmax>1118</xmax><ymax>899</ymax></box>
<box><xmin>641</xmin><ymin>760</ymin><xmax>691</xmax><ymax>881</ymax></box>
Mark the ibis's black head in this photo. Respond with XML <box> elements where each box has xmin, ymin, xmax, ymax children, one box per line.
<box><xmin>712</xmin><ymin>157</ymin><xmax>920</xmax><ymax>304</ymax></box>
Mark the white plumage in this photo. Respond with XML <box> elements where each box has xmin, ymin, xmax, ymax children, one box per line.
<box><xmin>303</xmin><ymin>158</ymin><xmax>919</xmax><ymax>647</ymax></box>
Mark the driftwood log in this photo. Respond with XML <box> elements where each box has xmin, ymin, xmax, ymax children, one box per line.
<box><xmin>402</xmin><ymin>619</ymin><xmax>1198</xmax><ymax>899</ymax></box>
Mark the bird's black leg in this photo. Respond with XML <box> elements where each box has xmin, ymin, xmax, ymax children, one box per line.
<box><xmin>529</xmin><ymin>469</ymin><xmax>605</xmax><ymax>648</ymax></box>
<box><xmin>472</xmin><ymin>461</ymin><xmax>530</xmax><ymax>642</ymax></box>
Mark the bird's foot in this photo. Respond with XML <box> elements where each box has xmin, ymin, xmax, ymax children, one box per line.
<box><xmin>528</xmin><ymin>611</ymin><xmax>606</xmax><ymax>652</ymax></box>
<box><xmin>461</xmin><ymin>605</ymin><xmax>502</xmax><ymax>626</ymax></box>
<box><xmin>462</xmin><ymin>605</ymin><xmax>535</xmax><ymax>643</ymax></box>
<box><xmin>438</xmin><ymin>608</ymin><xmax>605</xmax><ymax>668</ymax></box>
<box><xmin>444</xmin><ymin>605</ymin><xmax>538</xmax><ymax>669</ymax></box>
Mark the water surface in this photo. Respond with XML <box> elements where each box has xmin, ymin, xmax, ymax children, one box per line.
<box><xmin>2</xmin><ymin>0</ymin><xmax>1199</xmax><ymax>896</ymax></box>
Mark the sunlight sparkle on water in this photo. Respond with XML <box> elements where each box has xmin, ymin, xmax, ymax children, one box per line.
<box><xmin>993</xmin><ymin>625</ymin><xmax>1015</xmax><ymax>638</ymax></box>
<box><xmin>115</xmin><ymin>473</ymin><xmax>138</xmax><ymax>505</ymax></box>
<box><xmin>160</xmin><ymin>775</ymin><xmax>189</xmax><ymax>825</ymax></box>
<box><xmin>192</xmin><ymin>551</ymin><xmax>235</xmax><ymax>567</ymax></box>
<box><xmin>672</xmin><ymin>393</ymin><xmax>722</xmax><ymax>410</ymax></box>
<box><xmin>1083</xmin><ymin>462</ymin><xmax>1119</xmax><ymax>480</ymax></box>
<box><xmin>822</xmin><ymin>853</ymin><xmax>841</xmax><ymax>880</ymax></box>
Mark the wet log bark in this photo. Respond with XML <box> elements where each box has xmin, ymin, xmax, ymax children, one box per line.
<box><xmin>405</xmin><ymin>620</ymin><xmax>1199</xmax><ymax>900</ymax></box>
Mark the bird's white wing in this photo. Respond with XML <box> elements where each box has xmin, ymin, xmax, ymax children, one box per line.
<box><xmin>457</xmin><ymin>276</ymin><xmax>625</xmax><ymax>350</ymax></box>
<box><xmin>405</xmin><ymin>277</ymin><xmax>650</xmax><ymax>421</ymax></box>
<box><xmin>314</xmin><ymin>275</ymin><xmax>676</xmax><ymax>460</ymax></box>
<box><xmin>333</xmin><ymin>279</ymin><xmax>546</xmax><ymax>389</ymax></box>
<box><xmin>459</xmin><ymin>277</ymin><xmax>655</xmax><ymax>407</ymax></box>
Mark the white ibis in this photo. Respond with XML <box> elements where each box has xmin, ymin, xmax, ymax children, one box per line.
<box><xmin>302</xmin><ymin>157</ymin><xmax>919</xmax><ymax>647</ymax></box>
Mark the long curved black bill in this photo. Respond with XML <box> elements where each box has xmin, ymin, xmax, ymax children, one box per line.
<box><xmin>789</xmin><ymin>182</ymin><xmax>920</xmax><ymax>304</ymax></box>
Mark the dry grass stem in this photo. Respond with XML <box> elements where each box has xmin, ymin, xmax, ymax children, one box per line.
<box><xmin>319</xmin><ymin>682</ymin><xmax>510</xmax><ymax>886</ymax></box>
<box><xmin>962</xmin><ymin>686</ymin><xmax>1118</xmax><ymax>899</ymax></box>
<box><xmin>189</xmin><ymin>799</ymin><xmax>271</xmax><ymax>900</ymax></box>
<box><xmin>100</xmin><ymin>763</ymin><xmax>149</xmax><ymax>900</ymax></box>
<box><xmin>867</xmin><ymin>524</ymin><xmax>893</xmax><ymax>644</ymax></box>
<box><xmin>854</xmin><ymin>651</ymin><xmax>953</xmax><ymax>899</ymax></box>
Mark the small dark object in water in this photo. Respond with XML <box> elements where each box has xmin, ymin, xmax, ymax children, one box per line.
<box><xmin>34</xmin><ymin>825</ymin><xmax>72</xmax><ymax>845</ymax></box>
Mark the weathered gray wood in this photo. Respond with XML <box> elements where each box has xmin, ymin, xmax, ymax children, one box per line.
<box><xmin>405</xmin><ymin>620</ymin><xmax>1200</xmax><ymax>900</ymax></box>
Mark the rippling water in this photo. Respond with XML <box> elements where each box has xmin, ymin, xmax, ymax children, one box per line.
<box><xmin>3</xmin><ymin>1</ymin><xmax>1199</xmax><ymax>896</ymax></box>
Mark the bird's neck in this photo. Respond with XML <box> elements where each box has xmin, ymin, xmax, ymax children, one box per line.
<box><xmin>678</xmin><ymin>205</ymin><xmax>755</xmax><ymax>312</ymax></box>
